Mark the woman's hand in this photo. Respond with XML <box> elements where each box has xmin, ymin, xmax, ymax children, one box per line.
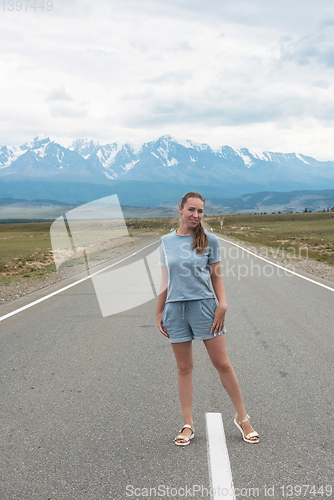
<box><xmin>209</xmin><ymin>261</ymin><xmax>227</xmax><ymax>336</ymax></box>
<box><xmin>157</xmin><ymin>312</ymin><xmax>169</xmax><ymax>338</ymax></box>
<box><xmin>210</xmin><ymin>303</ymin><xmax>227</xmax><ymax>336</ymax></box>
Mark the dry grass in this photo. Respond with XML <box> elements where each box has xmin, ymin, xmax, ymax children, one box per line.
<box><xmin>0</xmin><ymin>222</ymin><xmax>56</xmax><ymax>283</ymax></box>
<box><xmin>0</xmin><ymin>217</ymin><xmax>178</xmax><ymax>284</ymax></box>
<box><xmin>205</xmin><ymin>211</ymin><xmax>334</xmax><ymax>266</ymax></box>
<box><xmin>1</xmin><ymin>211</ymin><xmax>333</xmax><ymax>286</ymax></box>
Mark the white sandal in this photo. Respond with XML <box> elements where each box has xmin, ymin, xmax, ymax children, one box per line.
<box><xmin>234</xmin><ymin>414</ymin><xmax>259</xmax><ymax>444</ymax></box>
<box><xmin>174</xmin><ymin>424</ymin><xmax>195</xmax><ymax>446</ymax></box>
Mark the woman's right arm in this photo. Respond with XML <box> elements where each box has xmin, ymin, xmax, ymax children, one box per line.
<box><xmin>156</xmin><ymin>266</ymin><xmax>169</xmax><ymax>337</ymax></box>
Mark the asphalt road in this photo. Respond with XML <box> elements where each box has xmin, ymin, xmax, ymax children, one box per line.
<box><xmin>0</xmin><ymin>235</ymin><xmax>333</xmax><ymax>500</ymax></box>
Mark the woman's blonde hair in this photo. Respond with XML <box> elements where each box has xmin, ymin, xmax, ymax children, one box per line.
<box><xmin>180</xmin><ymin>191</ymin><xmax>208</xmax><ymax>254</ymax></box>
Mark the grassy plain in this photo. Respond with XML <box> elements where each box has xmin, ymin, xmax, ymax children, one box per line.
<box><xmin>205</xmin><ymin>211</ymin><xmax>334</xmax><ymax>265</ymax></box>
<box><xmin>0</xmin><ymin>222</ymin><xmax>56</xmax><ymax>283</ymax></box>
<box><xmin>0</xmin><ymin>212</ymin><xmax>333</xmax><ymax>285</ymax></box>
<box><xmin>0</xmin><ymin>218</ymin><xmax>178</xmax><ymax>284</ymax></box>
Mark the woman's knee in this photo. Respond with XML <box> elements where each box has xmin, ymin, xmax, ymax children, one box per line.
<box><xmin>212</xmin><ymin>357</ymin><xmax>232</xmax><ymax>373</ymax></box>
<box><xmin>177</xmin><ymin>362</ymin><xmax>193</xmax><ymax>376</ymax></box>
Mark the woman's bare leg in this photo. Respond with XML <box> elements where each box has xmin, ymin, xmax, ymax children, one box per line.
<box><xmin>203</xmin><ymin>335</ymin><xmax>258</xmax><ymax>440</ymax></box>
<box><xmin>171</xmin><ymin>341</ymin><xmax>194</xmax><ymax>443</ymax></box>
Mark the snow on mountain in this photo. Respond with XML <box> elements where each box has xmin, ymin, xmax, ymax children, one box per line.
<box><xmin>1</xmin><ymin>135</ymin><xmax>334</xmax><ymax>197</ymax></box>
<box><xmin>153</xmin><ymin>137</ymin><xmax>180</xmax><ymax>167</ymax></box>
<box><xmin>167</xmin><ymin>158</ymin><xmax>179</xmax><ymax>167</ymax></box>
<box><xmin>20</xmin><ymin>133</ymin><xmax>48</xmax><ymax>150</ymax></box>
<box><xmin>235</xmin><ymin>148</ymin><xmax>254</xmax><ymax>168</ymax></box>
<box><xmin>175</xmin><ymin>137</ymin><xmax>195</xmax><ymax>149</ymax></box>
<box><xmin>0</xmin><ymin>145</ymin><xmax>26</xmax><ymax>169</ymax></box>
<box><xmin>123</xmin><ymin>159</ymin><xmax>140</xmax><ymax>171</ymax></box>
<box><xmin>0</xmin><ymin>136</ymin><xmax>107</xmax><ymax>180</ymax></box>
<box><xmin>173</xmin><ymin>136</ymin><xmax>213</xmax><ymax>152</ymax></box>
<box><xmin>295</xmin><ymin>153</ymin><xmax>309</xmax><ymax>164</ymax></box>
<box><xmin>70</xmin><ymin>137</ymin><xmax>100</xmax><ymax>157</ymax></box>
<box><xmin>31</xmin><ymin>138</ymin><xmax>50</xmax><ymax>158</ymax></box>
<box><xmin>96</xmin><ymin>144</ymin><xmax>121</xmax><ymax>169</ymax></box>
<box><xmin>248</xmin><ymin>149</ymin><xmax>271</xmax><ymax>161</ymax></box>
<box><xmin>0</xmin><ymin>136</ymin><xmax>52</xmax><ymax>171</ymax></box>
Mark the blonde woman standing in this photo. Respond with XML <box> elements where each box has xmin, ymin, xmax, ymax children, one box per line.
<box><xmin>156</xmin><ymin>192</ymin><xmax>259</xmax><ymax>446</ymax></box>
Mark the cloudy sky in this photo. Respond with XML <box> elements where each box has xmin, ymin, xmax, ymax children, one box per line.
<box><xmin>1</xmin><ymin>0</ymin><xmax>334</xmax><ymax>159</ymax></box>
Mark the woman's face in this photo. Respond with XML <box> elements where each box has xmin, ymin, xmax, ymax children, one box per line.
<box><xmin>179</xmin><ymin>197</ymin><xmax>204</xmax><ymax>229</ymax></box>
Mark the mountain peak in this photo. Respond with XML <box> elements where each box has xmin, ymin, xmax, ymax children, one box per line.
<box><xmin>70</xmin><ymin>137</ymin><xmax>100</xmax><ymax>157</ymax></box>
<box><xmin>159</xmin><ymin>134</ymin><xmax>174</xmax><ymax>142</ymax></box>
<box><xmin>20</xmin><ymin>135</ymin><xmax>51</xmax><ymax>151</ymax></box>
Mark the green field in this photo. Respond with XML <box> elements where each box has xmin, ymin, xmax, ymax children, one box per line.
<box><xmin>0</xmin><ymin>212</ymin><xmax>333</xmax><ymax>285</ymax></box>
<box><xmin>207</xmin><ymin>212</ymin><xmax>334</xmax><ymax>265</ymax></box>
<box><xmin>0</xmin><ymin>218</ymin><xmax>177</xmax><ymax>284</ymax></box>
<box><xmin>0</xmin><ymin>222</ymin><xmax>55</xmax><ymax>282</ymax></box>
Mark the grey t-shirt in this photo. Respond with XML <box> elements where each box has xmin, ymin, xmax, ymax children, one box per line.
<box><xmin>158</xmin><ymin>230</ymin><xmax>221</xmax><ymax>303</ymax></box>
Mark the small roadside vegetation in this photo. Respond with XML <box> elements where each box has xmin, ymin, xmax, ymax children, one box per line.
<box><xmin>206</xmin><ymin>211</ymin><xmax>334</xmax><ymax>266</ymax></box>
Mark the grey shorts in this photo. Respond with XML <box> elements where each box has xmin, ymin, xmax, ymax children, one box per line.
<box><xmin>162</xmin><ymin>298</ymin><xmax>226</xmax><ymax>343</ymax></box>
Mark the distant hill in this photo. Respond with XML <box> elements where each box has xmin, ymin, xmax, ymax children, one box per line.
<box><xmin>207</xmin><ymin>189</ymin><xmax>334</xmax><ymax>214</ymax></box>
<box><xmin>1</xmin><ymin>188</ymin><xmax>333</xmax><ymax>220</ymax></box>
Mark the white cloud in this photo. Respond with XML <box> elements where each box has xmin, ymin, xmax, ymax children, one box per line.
<box><xmin>1</xmin><ymin>0</ymin><xmax>334</xmax><ymax>160</ymax></box>
<box><xmin>49</xmin><ymin>102</ymin><xmax>88</xmax><ymax>118</ymax></box>
<box><xmin>280</xmin><ymin>34</ymin><xmax>334</xmax><ymax>67</ymax></box>
<box><xmin>45</xmin><ymin>86</ymin><xmax>74</xmax><ymax>102</ymax></box>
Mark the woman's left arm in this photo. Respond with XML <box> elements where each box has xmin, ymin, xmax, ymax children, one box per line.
<box><xmin>209</xmin><ymin>261</ymin><xmax>227</xmax><ymax>335</ymax></box>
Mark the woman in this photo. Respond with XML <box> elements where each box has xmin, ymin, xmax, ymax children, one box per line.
<box><xmin>156</xmin><ymin>191</ymin><xmax>259</xmax><ymax>446</ymax></box>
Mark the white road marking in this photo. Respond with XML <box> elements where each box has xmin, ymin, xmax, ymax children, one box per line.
<box><xmin>206</xmin><ymin>412</ymin><xmax>236</xmax><ymax>500</ymax></box>
<box><xmin>216</xmin><ymin>235</ymin><xmax>334</xmax><ymax>292</ymax></box>
<box><xmin>0</xmin><ymin>240</ymin><xmax>158</xmax><ymax>323</ymax></box>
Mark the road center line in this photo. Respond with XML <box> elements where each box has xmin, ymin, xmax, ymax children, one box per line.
<box><xmin>206</xmin><ymin>412</ymin><xmax>236</xmax><ymax>500</ymax></box>
<box><xmin>0</xmin><ymin>240</ymin><xmax>158</xmax><ymax>323</ymax></box>
<box><xmin>216</xmin><ymin>235</ymin><xmax>334</xmax><ymax>293</ymax></box>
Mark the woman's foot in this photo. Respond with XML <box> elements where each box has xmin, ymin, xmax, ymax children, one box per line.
<box><xmin>234</xmin><ymin>414</ymin><xmax>259</xmax><ymax>443</ymax></box>
<box><xmin>174</xmin><ymin>424</ymin><xmax>194</xmax><ymax>445</ymax></box>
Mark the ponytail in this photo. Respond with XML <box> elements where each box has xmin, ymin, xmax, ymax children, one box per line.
<box><xmin>180</xmin><ymin>191</ymin><xmax>208</xmax><ymax>254</ymax></box>
<box><xmin>192</xmin><ymin>221</ymin><xmax>208</xmax><ymax>254</ymax></box>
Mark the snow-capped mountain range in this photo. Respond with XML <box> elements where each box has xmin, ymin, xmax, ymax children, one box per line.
<box><xmin>1</xmin><ymin>135</ymin><xmax>334</xmax><ymax>206</ymax></box>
